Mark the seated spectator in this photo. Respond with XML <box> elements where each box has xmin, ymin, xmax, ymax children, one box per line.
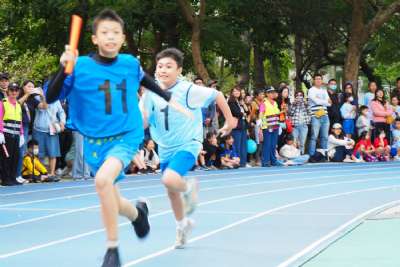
<box><xmin>373</xmin><ymin>129</ymin><xmax>390</xmax><ymax>161</ymax></box>
<box><xmin>140</xmin><ymin>139</ymin><xmax>160</xmax><ymax>173</ymax></box>
<box><xmin>220</xmin><ymin>135</ymin><xmax>240</xmax><ymax>169</ymax></box>
<box><xmin>22</xmin><ymin>139</ymin><xmax>53</xmax><ymax>182</ymax></box>
<box><xmin>356</xmin><ymin>106</ymin><xmax>370</xmax><ymax>137</ymax></box>
<box><xmin>203</xmin><ymin>132</ymin><xmax>221</xmax><ymax>169</ymax></box>
<box><xmin>126</xmin><ymin>153</ymin><xmax>148</xmax><ymax>175</ymax></box>
<box><xmin>327</xmin><ymin>123</ymin><xmax>359</xmax><ymax>162</ymax></box>
<box><xmin>353</xmin><ymin>131</ymin><xmax>377</xmax><ymax>162</ymax></box>
<box><xmin>391</xmin><ymin>119</ymin><xmax>400</xmax><ymax>160</ymax></box>
<box><xmin>278</xmin><ymin>134</ymin><xmax>309</xmax><ymax>165</ymax></box>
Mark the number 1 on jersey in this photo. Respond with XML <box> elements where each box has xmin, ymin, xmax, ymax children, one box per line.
<box><xmin>161</xmin><ymin>106</ymin><xmax>169</xmax><ymax>131</ymax></box>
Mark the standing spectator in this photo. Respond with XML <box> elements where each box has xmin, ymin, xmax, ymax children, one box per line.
<box><xmin>203</xmin><ymin>132</ymin><xmax>221</xmax><ymax>169</ymax></box>
<box><xmin>356</xmin><ymin>106</ymin><xmax>371</xmax><ymax>137</ymax></box>
<box><xmin>0</xmin><ymin>82</ymin><xmax>25</xmax><ymax>186</ymax></box>
<box><xmin>327</xmin><ymin>123</ymin><xmax>358</xmax><ymax>162</ymax></box>
<box><xmin>71</xmin><ymin>131</ymin><xmax>91</xmax><ymax>179</ymax></box>
<box><xmin>327</xmin><ymin>79</ymin><xmax>341</xmax><ymax>127</ymax></box>
<box><xmin>220</xmin><ymin>134</ymin><xmax>240</xmax><ymax>169</ymax></box>
<box><xmin>277</xmin><ymin>86</ymin><xmax>291</xmax><ymax>149</ymax></box>
<box><xmin>364</xmin><ymin>81</ymin><xmax>378</xmax><ymax>107</ymax></box>
<box><xmin>390</xmin><ymin>77</ymin><xmax>400</xmax><ymax>100</ymax></box>
<box><xmin>250</xmin><ymin>89</ymin><xmax>264</xmax><ymax>165</ymax></box>
<box><xmin>342</xmin><ymin>82</ymin><xmax>359</xmax><ymax>107</ymax></box>
<box><xmin>0</xmin><ymin>72</ymin><xmax>9</xmax><ymax>100</ymax></box>
<box><xmin>340</xmin><ymin>93</ymin><xmax>357</xmax><ymax>138</ymax></box>
<box><xmin>370</xmin><ymin>88</ymin><xmax>393</xmax><ymax>141</ymax></box>
<box><xmin>390</xmin><ymin>96</ymin><xmax>400</xmax><ymax>118</ymax></box>
<box><xmin>208</xmin><ymin>80</ymin><xmax>220</xmax><ymax>133</ymax></box>
<box><xmin>288</xmin><ymin>90</ymin><xmax>311</xmax><ymax>154</ymax></box>
<box><xmin>56</xmin><ymin>100</ymin><xmax>73</xmax><ymax>176</ymax></box>
<box><xmin>260</xmin><ymin>87</ymin><xmax>280</xmax><ymax>167</ymax></box>
<box><xmin>228</xmin><ymin>86</ymin><xmax>249</xmax><ymax>167</ymax></box>
<box><xmin>16</xmin><ymin>80</ymin><xmax>47</xmax><ymax>181</ymax></box>
<box><xmin>308</xmin><ymin>73</ymin><xmax>331</xmax><ymax>157</ymax></box>
<box><xmin>33</xmin><ymin>99</ymin><xmax>65</xmax><ymax>180</ymax></box>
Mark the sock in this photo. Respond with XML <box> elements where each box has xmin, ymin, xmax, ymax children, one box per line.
<box><xmin>176</xmin><ymin>217</ymin><xmax>188</xmax><ymax>230</ymax></box>
<box><xmin>184</xmin><ymin>181</ymin><xmax>192</xmax><ymax>194</ymax></box>
<box><xmin>107</xmin><ymin>240</ymin><xmax>119</xmax><ymax>249</ymax></box>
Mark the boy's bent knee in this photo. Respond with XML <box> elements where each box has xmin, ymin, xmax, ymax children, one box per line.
<box><xmin>95</xmin><ymin>175</ymin><xmax>113</xmax><ymax>192</ymax></box>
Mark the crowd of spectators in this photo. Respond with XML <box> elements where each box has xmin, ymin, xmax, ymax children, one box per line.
<box><xmin>2</xmin><ymin>71</ymin><xmax>400</xmax><ymax>186</ymax></box>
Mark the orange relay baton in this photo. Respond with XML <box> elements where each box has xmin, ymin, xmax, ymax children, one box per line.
<box><xmin>65</xmin><ymin>15</ymin><xmax>83</xmax><ymax>74</ymax></box>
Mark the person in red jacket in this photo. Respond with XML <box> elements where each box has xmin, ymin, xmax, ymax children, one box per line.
<box><xmin>373</xmin><ymin>129</ymin><xmax>391</xmax><ymax>161</ymax></box>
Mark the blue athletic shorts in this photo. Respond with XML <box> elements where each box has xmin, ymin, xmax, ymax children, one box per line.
<box><xmin>160</xmin><ymin>151</ymin><xmax>196</xmax><ymax>177</ymax></box>
<box><xmin>83</xmin><ymin>130</ymin><xmax>142</xmax><ymax>183</ymax></box>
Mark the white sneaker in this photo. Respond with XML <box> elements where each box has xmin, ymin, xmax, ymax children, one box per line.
<box><xmin>55</xmin><ymin>168</ymin><xmax>63</xmax><ymax>176</ymax></box>
<box><xmin>174</xmin><ymin>218</ymin><xmax>194</xmax><ymax>249</ymax></box>
<box><xmin>343</xmin><ymin>157</ymin><xmax>354</xmax><ymax>163</ymax></box>
<box><xmin>245</xmin><ymin>163</ymin><xmax>253</xmax><ymax>168</ymax></box>
<box><xmin>183</xmin><ymin>178</ymin><xmax>198</xmax><ymax>215</ymax></box>
<box><xmin>16</xmin><ymin>176</ymin><xmax>29</xmax><ymax>184</ymax></box>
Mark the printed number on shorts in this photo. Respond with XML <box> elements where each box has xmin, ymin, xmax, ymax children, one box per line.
<box><xmin>99</xmin><ymin>79</ymin><xmax>127</xmax><ymax>114</ymax></box>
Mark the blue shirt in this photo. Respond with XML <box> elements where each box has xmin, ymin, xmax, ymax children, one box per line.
<box><xmin>54</xmin><ymin>54</ymin><xmax>145</xmax><ymax>138</ymax></box>
<box><xmin>143</xmin><ymin>80</ymin><xmax>217</xmax><ymax>161</ymax></box>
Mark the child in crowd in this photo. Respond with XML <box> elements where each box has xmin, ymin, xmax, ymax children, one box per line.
<box><xmin>353</xmin><ymin>131</ymin><xmax>377</xmax><ymax>162</ymax></box>
<box><xmin>203</xmin><ymin>132</ymin><xmax>221</xmax><ymax>169</ymax></box>
<box><xmin>327</xmin><ymin>123</ymin><xmax>359</xmax><ymax>162</ymax></box>
<box><xmin>356</xmin><ymin>105</ymin><xmax>371</xmax><ymax>138</ymax></box>
<box><xmin>139</xmin><ymin>139</ymin><xmax>159</xmax><ymax>173</ymax></box>
<box><xmin>340</xmin><ymin>92</ymin><xmax>357</xmax><ymax>138</ymax></box>
<box><xmin>391</xmin><ymin>96</ymin><xmax>400</xmax><ymax>118</ymax></box>
<box><xmin>373</xmin><ymin>129</ymin><xmax>391</xmax><ymax>161</ymax></box>
<box><xmin>22</xmin><ymin>139</ymin><xmax>52</xmax><ymax>182</ymax></box>
<box><xmin>278</xmin><ymin>134</ymin><xmax>309</xmax><ymax>165</ymax></box>
<box><xmin>391</xmin><ymin>119</ymin><xmax>400</xmax><ymax>160</ymax></box>
<box><xmin>220</xmin><ymin>135</ymin><xmax>240</xmax><ymax>169</ymax></box>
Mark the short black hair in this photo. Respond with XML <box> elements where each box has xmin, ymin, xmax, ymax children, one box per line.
<box><xmin>156</xmin><ymin>48</ymin><xmax>184</xmax><ymax>68</ymax></box>
<box><xmin>359</xmin><ymin>105</ymin><xmax>368</xmax><ymax>113</ymax></box>
<box><xmin>92</xmin><ymin>9</ymin><xmax>124</xmax><ymax>34</ymax></box>
<box><xmin>206</xmin><ymin>132</ymin><xmax>216</xmax><ymax>140</ymax></box>
<box><xmin>328</xmin><ymin>79</ymin><xmax>337</xmax><ymax>83</ymax></box>
<box><xmin>313</xmin><ymin>73</ymin><xmax>322</xmax><ymax>79</ymax></box>
<box><xmin>193</xmin><ymin>77</ymin><xmax>203</xmax><ymax>83</ymax></box>
<box><xmin>396</xmin><ymin>77</ymin><xmax>400</xmax><ymax>83</ymax></box>
<box><xmin>28</xmin><ymin>139</ymin><xmax>39</xmax><ymax>148</ymax></box>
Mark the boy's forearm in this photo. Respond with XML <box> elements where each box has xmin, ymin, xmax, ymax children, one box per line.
<box><xmin>140</xmin><ymin>74</ymin><xmax>171</xmax><ymax>102</ymax></box>
<box><xmin>46</xmin><ymin>65</ymin><xmax>67</xmax><ymax>103</ymax></box>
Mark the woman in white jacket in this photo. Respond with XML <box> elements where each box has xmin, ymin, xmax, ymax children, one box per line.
<box><xmin>327</xmin><ymin>123</ymin><xmax>361</xmax><ymax>162</ymax></box>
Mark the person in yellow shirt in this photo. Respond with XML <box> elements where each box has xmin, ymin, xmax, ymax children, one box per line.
<box><xmin>22</xmin><ymin>139</ymin><xmax>51</xmax><ymax>183</ymax></box>
<box><xmin>259</xmin><ymin>87</ymin><xmax>281</xmax><ymax>166</ymax></box>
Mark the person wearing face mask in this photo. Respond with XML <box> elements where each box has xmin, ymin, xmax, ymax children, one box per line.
<box><xmin>340</xmin><ymin>93</ymin><xmax>357</xmax><ymax>138</ymax></box>
<box><xmin>22</xmin><ymin>139</ymin><xmax>51</xmax><ymax>183</ymax></box>
<box><xmin>288</xmin><ymin>91</ymin><xmax>311</xmax><ymax>154</ymax></box>
<box><xmin>327</xmin><ymin>79</ymin><xmax>341</xmax><ymax>127</ymax></box>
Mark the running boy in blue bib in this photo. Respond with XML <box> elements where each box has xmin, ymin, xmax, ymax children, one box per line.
<box><xmin>141</xmin><ymin>48</ymin><xmax>236</xmax><ymax>248</ymax></box>
<box><xmin>46</xmin><ymin>10</ymin><xmax>191</xmax><ymax>267</ymax></box>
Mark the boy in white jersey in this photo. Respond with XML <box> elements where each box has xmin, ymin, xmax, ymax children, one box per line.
<box><xmin>141</xmin><ymin>48</ymin><xmax>236</xmax><ymax>248</ymax></box>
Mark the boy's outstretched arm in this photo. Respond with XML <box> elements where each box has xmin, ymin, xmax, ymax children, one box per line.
<box><xmin>215</xmin><ymin>91</ymin><xmax>237</xmax><ymax>137</ymax></box>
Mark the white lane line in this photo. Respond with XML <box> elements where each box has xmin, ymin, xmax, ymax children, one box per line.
<box><xmin>277</xmin><ymin>200</ymin><xmax>400</xmax><ymax>267</ymax></box>
<box><xmin>0</xmin><ymin>177</ymin><xmax>399</xmax><ymax>259</ymax></box>
<box><xmin>2</xmin><ymin>165</ymin><xmax>398</xmax><ymax>208</ymax></box>
<box><xmin>1</xmin><ymin>162</ymin><xmax>394</xmax><ymax>197</ymax></box>
<box><xmin>1</xmin><ymin>170</ymin><xmax>398</xmax><ymax>228</ymax></box>
<box><xmin>122</xmin><ymin>186</ymin><xmax>400</xmax><ymax>266</ymax></box>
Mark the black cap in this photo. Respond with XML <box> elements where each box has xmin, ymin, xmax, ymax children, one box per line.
<box><xmin>0</xmin><ymin>72</ymin><xmax>9</xmax><ymax>80</ymax></box>
<box><xmin>8</xmin><ymin>82</ymin><xmax>20</xmax><ymax>91</ymax></box>
<box><xmin>265</xmin><ymin>86</ymin><xmax>277</xmax><ymax>93</ymax></box>
<box><xmin>285</xmin><ymin>134</ymin><xmax>295</xmax><ymax>141</ymax></box>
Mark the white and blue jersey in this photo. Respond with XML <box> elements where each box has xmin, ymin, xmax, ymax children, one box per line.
<box><xmin>143</xmin><ymin>80</ymin><xmax>217</xmax><ymax>162</ymax></box>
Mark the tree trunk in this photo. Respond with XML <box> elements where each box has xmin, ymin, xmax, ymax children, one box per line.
<box><xmin>253</xmin><ymin>43</ymin><xmax>266</xmax><ymax>89</ymax></box>
<box><xmin>177</xmin><ymin>0</ymin><xmax>209</xmax><ymax>82</ymax></box>
<box><xmin>294</xmin><ymin>33</ymin><xmax>303</xmax><ymax>91</ymax></box>
<box><xmin>238</xmin><ymin>47</ymin><xmax>251</xmax><ymax>89</ymax></box>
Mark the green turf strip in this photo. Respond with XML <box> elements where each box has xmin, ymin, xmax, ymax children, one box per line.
<box><xmin>303</xmin><ymin>218</ymin><xmax>400</xmax><ymax>267</ymax></box>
